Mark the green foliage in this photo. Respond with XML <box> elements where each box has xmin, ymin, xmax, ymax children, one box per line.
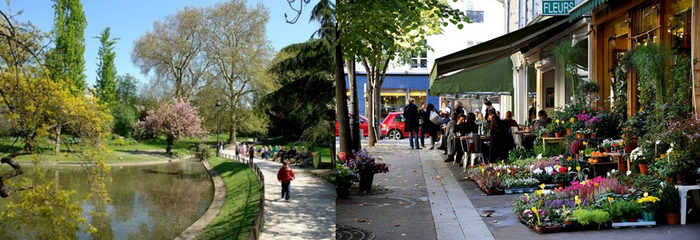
<box><xmin>542</xmin><ymin>144</ymin><xmax>566</xmax><ymax>158</ymax></box>
<box><xmin>95</xmin><ymin>27</ymin><xmax>118</xmax><ymax>105</ymax></box>
<box><xmin>667</xmin><ymin>56</ymin><xmax>693</xmax><ymax>119</ymax></box>
<box><xmin>116</xmin><ymin>74</ymin><xmax>139</xmax><ymax>105</ymax></box>
<box><xmin>571</xmin><ymin>209</ymin><xmax>610</xmax><ymax>226</ymax></box>
<box><xmin>553</xmin><ymin>41</ymin><xmax>586</xmax><ymax>101</ymax></box>
<box><xmin>506</xmin><ymin>147</ymin><xmax>535</xmax><ymax>165</ymax></box>
<box><xmin>48</xmin><ymin>0</ymin><xmax>87</xmax><ymax>94</ymax></box>
<box><xmin>193</xmin><ymin>143</ymin><xmax>212</xmax><ymax>161</ymax></box>
<box><xmin>109</xmin><ymin>103</ymin><xmax>137</xmax><ymax>137</ymax></box>
<box><xmin>632</xmin><ymin>43</ymin><xmax>671</xmax><ymax>108</ymax></box>
<box><xmin>659</xmin><ymin>183</ymin><xmax>680</xmax><ymax>213</ymax></box>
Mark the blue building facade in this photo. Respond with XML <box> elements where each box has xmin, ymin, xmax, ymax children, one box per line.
<box><xmin>346</xmin><ymin>73</ymin><xmax>440</xmax><ymax>119</ymax></box>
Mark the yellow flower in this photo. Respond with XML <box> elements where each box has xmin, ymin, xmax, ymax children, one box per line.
<box><xmin>567</xmin><ymin>157</ymin><xmax>572</xmax><ymax>161</ymax></box>
<box><xmin>583</xmin><ymin>141</ymin><xmax>588</xmax><ymax>145</ymax></box>
<box><xmin>555</xmin><ymin>119</ymin><xmax>560</xmax><ymax>124</ymax></box>
<box><xmin>539</xmin><ymin>183</ymin><xmax>545</xmax><ymax>189</ymax></box>
<box><xmin>536</xmin><ymin>190</ymin><xmax>542</xmax><ymax>196</ymax></box>
<box><xmin>594</xmin><ymin>183</ymin><xmax>599</xmax><ymax>187</ymax></box>
<box><xmin>644</xmin><ymin>192</ymin><xmax>648</xmax><ymax>197</ymax></box>
<box><xmin>531</xmin><ymin>207</ymin><xmax>541</xmax><ymax>225</ymax></box>
<box><xmin>570</xmin><ymin>118</ymin><xmax>575</xmax><ymax>123</ymax></box>
<box><xmin>581</xmin><ymin>181</ymin><xmax>586</xmax><ymax>186</ymax></box>
<box><xmin>576</xmin><ymin>166</ymin><xmax>581</xmax><ymax>171</ymax></box>
<box><xmin>568</xmin><ymin>167</ymin><xmax>572</xmax><ymax>171</ymax></box>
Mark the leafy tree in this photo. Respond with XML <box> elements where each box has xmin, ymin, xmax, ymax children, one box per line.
<box><xmin>201</xmin><ymin>0</ymin><xmax>274</xmax><ymax>143</ymax></box>
<box><xmin>47</xmin><ymin>0</ymin><xmax>87</xmax><ymax>93</ymax></box>
<box><xmin>0</xmin><ymin>10</ymin><xmax>111</xmax><ymax>238</ymax></box>
<box><xmin>338</xmin><ymin>0</ymin><xmax>466</xmax><ymax>146</ymax></box>
<box><xmin>94</xmin><ymin>27</ymin><xmax>118</xmax><ymax>105</ymax></box>
<box><xmin>116</xmin><ymin>73</ymin><xmax>138</xmax><ymax>105</ymax></box>
<box><xmin>134</xmin><ymin>98</ymin><xmax>205</xmax><ymax>154</ymax></box>
<box><xmin>131</xmin><ymin>7</ymin><xmax>208</xmax><ymax>100</ymax></box>
<box><xmin>110</xmin><ymin>103</ymin><xmax>137</xmax><ymax>137</ymax></box>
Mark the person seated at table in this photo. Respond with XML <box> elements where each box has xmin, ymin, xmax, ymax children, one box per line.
<box><xmin>504</xmin><ymin>111</ymin><xmax>518</xmax><ymax>128</ymax></box>
<box><xmin>488</xmin><ymin>111</ymin><xmax>516</xmax><ymax>163</ymax></box>
<box><xmin>531</xmin><ymin>110</ymin><xmax>552</xmax><ymax>131</ymax></box>
<box><xmin>443</xmin><ymin>112</ymin><xmax>458</xmax><ymax>161</ymax></box>
<box><xmin>451</xmin><ymin>113</ymin><xmax>478</xmax><ymax>166</ymax></box>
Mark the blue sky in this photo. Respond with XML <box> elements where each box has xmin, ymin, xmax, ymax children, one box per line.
<box><xmin>3</xmin><ymin>0</ymin><xmax>320</xmax><ymax>86</ymax></box>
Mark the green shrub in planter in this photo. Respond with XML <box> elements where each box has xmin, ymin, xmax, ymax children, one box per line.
<box><xmin>659</xmin><ymin>183</ymin><xmax>680</xmax><ymax>213</ymax></box>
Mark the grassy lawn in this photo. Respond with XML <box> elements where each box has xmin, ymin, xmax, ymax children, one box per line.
<box><xmin>259</xmin><ymin>136</ymin><xmax>332</xmax><ymax>165</ymax></box>
<box><xmin>197</xmin><ymin>157</ymin><xmax>262</xmax><ymax>240</ymax></box>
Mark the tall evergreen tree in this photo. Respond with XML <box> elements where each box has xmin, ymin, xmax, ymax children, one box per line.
<box><xmin>49</xmin><ymin>0</ymin><xmax>87</xmax><ymax>94</ymax></box>
<box><xmin>95</xmin><ymin>27</ymin><xmax>118</xmax><ymax>105</ymax></box>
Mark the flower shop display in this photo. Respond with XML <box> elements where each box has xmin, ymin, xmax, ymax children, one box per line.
<box><xmin>637</xmin><ymin>192</ymin><xmax>660</xmax><ymax>222</ymax></box>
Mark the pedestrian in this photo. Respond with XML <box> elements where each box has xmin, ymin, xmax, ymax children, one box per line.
<box><xmin>422</xmin><ymin>103</ymin><xmax>440</xmax><ymax>149</ymax></box>
<box><xmin>248</xmin><ymin>143</ymin><xmax>255</xmax><ymax>164</ymax></box>
<box><xmin>276</xmin><ymin>161</ymin><xmax>295</xmax><ymax>202</ymax></box>
<box><xmin>446</xmin><ymin>100</ymin><xmax>454</xmax><ymax>113</ymax></box>
<box><xmin>488</xmin><ymin>112</ymin><xmax>516</xmax><ymax>163</ymax></box>
<box><xmin>235</xmin><ymin>142</ymin><xmax>240</xmax><ymax>161</ymax></box>
<box><xmin>419</xmin><ymin>102</ymin><xmax>427</xmax><ymax>148</ymax></box>
<box><xmin>443</xmin><ymin>112</ymin><xmax>458</xmax><ymax>160</ymax></box>
<box><xmin>440</xmin><ymin>101</ymin><xmax>451</xmax><ymax>115</ymax></box>
<box><xmin>403</xmin><ymin>98</ymin><xmax>421</xmax><ymax>149</ymax></box>
<box><xmin>454</xmin><ymin>101</ymin><xmax>465</xmax><ymax>115</ymax></box>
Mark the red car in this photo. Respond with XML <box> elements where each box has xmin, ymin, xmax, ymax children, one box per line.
<box><xmin>335</xmin><ymin>114</ymin><xmax>369</xmax><ymax>137</ymax></box>
<box><xmin>380</xmin><ymin>112</ymin><xmax>430</xmax><ymax>140</ymax></box>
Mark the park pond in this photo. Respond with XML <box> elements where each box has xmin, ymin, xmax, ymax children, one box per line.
<box><xmin>0</xmin><ymin>160</ymin><xmax>214</xmax><ymax>239</ymax></box>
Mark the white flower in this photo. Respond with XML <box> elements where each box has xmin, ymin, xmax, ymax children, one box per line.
<box><xmin>542</xmin><ymin>190</ymin><xmax>551</xmax><ymax>195</ymax></box>
<box><xmin>545</xmin><ymin>167</ymin><xmax>554</xmax><ymax>175</ymax></box>
<box><xmin>667</xmin><ymin>148</ymin><xmax>673</xmax><ymax>154</ymax></box>
<box><xmin>655</xmin><ymin>140</ymin><xmax>661</xmax><ymax>145</ymax></box>
<box><xmin>626</xmin><ymin>170</ymin><xmax>632</xmax><ymax>176</ymax></box>
<box><xmin>670</xmin><ymin>143</ymin><xmax>675</xmax><ymax>148</ymax></box>
<box><xmin>537</xmin><ymin>154</ymin><xmax>543</xmax><ymax>160</ymax></box>
<box><xmin>530</xmin><ymin>165</ymin><xmax>535</xmax><ymax>169</ymax></box>
<box><xmin>607</xmin><ymin>172</ymin><xmax>611</xmax><ymax>177</ymax></box>
<box><xmin>533</xmin><ymin>168</ymin><xmax>543</xmax><ymax>174</ymax></box>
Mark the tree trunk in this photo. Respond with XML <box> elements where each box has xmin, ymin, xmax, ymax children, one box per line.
<box><xmin>347</xmin><ymin>58</ymin><xmax>361</xmax><ymax>151</ymax></box>
<box><xmin>166</xmin><ymin>134</ymin><xmax>174</xmax><ymax>155</ymax></box>
<box><xmin>335</xmin><ymin>24</ymin><xmax>353</xmax><ymax>154</ymax></box>
<box><xmin>54</xmin><ymin>126</ymin><xmax>61</xmax><ymax>155</ymax></box>
<box><xmin>366</xmin><ymin>81</ymin><xmax>376</xmax><ymax>146</ymax></box>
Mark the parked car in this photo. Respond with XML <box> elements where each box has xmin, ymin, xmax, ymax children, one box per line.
<box><xmin>380</xmin><ymin>112</ymin><xmax>425</xmax><ymax>140</ymax></box>
<box><xmin>335</xmin><ymin>114</ymin><xmax>369</xmax><ymax>137</ymax></box>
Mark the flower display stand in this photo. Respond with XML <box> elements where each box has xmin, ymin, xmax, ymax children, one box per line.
<box><xmin>611</xmin><ymin>220</ymin><xmax>656</xmax><ymax>228</ymax></box>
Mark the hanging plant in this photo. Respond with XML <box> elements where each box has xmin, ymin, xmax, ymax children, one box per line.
<box><xmin>553</xmin><ymin>42</ymin><xmax>586</xmax><ymax>102</ymax></box>
<box><xmin>631</xmin><ymin>43</ymin><xmax>671</xmax><ymax>108</ymax></box>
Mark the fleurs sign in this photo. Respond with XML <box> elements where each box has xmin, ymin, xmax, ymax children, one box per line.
<box><xmin>542</xmin><ymin>0</ymin><xmax>577</xmax><ymax>16</ymax></box>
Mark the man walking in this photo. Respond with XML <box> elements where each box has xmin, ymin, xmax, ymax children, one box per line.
<box><xmin>248</xmin><ymin>143</ymin><xmax>255</xmax><ymax>164</ymax></box>
<box><xmin>403</xmin><ymin>98</ymin><xmax>420</xmax><ymax>149</ymax></box>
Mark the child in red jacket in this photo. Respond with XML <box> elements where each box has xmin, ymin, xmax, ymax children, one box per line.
<box><xmin>277</xmin><ymin>161</ymin><xmax>295</xmax><ymax>201</ymax></box>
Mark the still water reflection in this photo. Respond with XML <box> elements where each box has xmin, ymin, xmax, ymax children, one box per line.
<box><xmin>0</xmin><ymin>161</ymin><xmax>214</xmax><ymax>240</ymax></box>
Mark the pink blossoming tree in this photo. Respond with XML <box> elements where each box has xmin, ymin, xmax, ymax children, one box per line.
<box><xmin>135</xmin><ymin>98</ymin><xmax>206</xmax><ymax>154</ymax></box>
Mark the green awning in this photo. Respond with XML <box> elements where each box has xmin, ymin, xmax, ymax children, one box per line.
<box><xmin>430</xmin><ymin>58</ymin><xmax>513</xmax><ymax>96</ymax></box>
<box><xmin>569</xmin><ymin>0</ymin><xmax>608</xmax><ymax>22</ymax></box>
<box><xmin>431</xmin><ymin>16</ymin><xmax>573</xmax><ymax>78</ymax></box>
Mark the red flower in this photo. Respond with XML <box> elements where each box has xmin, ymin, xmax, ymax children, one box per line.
<box><xmin>583</xmin><ymin>110</ymin><xmax>586</xmax><ymax>114</ymax></box>
<box><xmin>559</xmin><ymin>167</ymin><xmax>568</xmax><ymax>173</ymax></box>
<box><xmin>601</xmin><ymin>107</ymin><xmax>604</xmax><ymax>111</ymax></box>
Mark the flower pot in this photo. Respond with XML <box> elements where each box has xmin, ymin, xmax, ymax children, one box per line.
<box><xmin>563</xmin><ymin>219</ymin><xmax>577</xmax><ymax>225</ymax></box>
<box><xmin>554</xmin><ymin>132</ymin><xmax>565</xmax><ymax>138</ymax></box>
<box><xmin>666</xmin><ymin>212</ymin><xmax>679</xmax><ymax>225</ymax></box>
<box><xmin>624</xmin><ymin>146</ymin><xmax>634</xmax><ymax>154</ymax></box>
<box><xmin>336</xmin><ymin>187</ymin><xmax>350</xmax><ymax>199</ymax></box>
<box><xmin>638</xmin><ymin>164</ymin><xmax>649</xmax><ymax>175</ymax></box>
<box><xmin>642</xmin><ymin>210</ymin><xmax>655</xmax><ymax>222</ymax></box>
<box><xmin>565</xmin><ymin>128</ymin><xmax>572</xmax><ymax>135</ymax></box>
<box><xmin>576</xmin><ymin>133</ymin><xmax>584</xmax><ymax>139</ymax></box>
<box><xmin>557</xmin><ymin>182</ymin><xmax>565</xmax><ymax>188</ymax></box>
<box><xmin>604</xmin><ymin>148</ymin><xmax>611</xmax><ymax>153</ymax></box>
<box><xmin>628</xmin><ymin>218</ymin><xmax>638</xmax><ymax>222</ymax></box>
<box><xmin>590</xmin><ymin>132</ymin><xmax>597</xmax><ymax>138</ymax></box>
<box><xmin>359</xmin><ymin>173</ymin><xmax>375</xmax><ymax>192</ymax></box>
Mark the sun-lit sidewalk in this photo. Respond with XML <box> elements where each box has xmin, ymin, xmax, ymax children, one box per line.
<box><xmin>220</xmin><ymin>149</ymin><xmax>335</xmax><ymax>240</ymax></box>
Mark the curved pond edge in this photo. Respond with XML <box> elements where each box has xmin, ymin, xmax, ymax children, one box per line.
<box><xmin>174</xmin><ymin>160</ymin><xmax>227</xmax><ymax>240</ymax></box>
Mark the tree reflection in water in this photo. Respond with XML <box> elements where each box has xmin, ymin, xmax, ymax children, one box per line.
<box><xmin>0</xmin><ymin>161</ymin><xmax>214</xmax><ymax>240</ymax></box>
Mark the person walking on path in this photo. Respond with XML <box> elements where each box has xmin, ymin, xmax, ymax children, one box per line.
<box><xmin>248</xmin><ymin>144</ymin><xmax>255</xmax><ymax>164</ymax></box>
<box><xmin>422</xmin><ymin>103</ymin><xmax>440</xmax><ymax>150</ymax></box>
<box><xmin>403</xmin><ymin>98</ymin><xmax>421</xmax><ymax>149</ymax></box>
<box><xmin>419</xmin><ymin>102</ymin><xmax>427</xmax><ymax>148</ymax></box>
<box><xmin>276</xmin><ymin>161</ymin><xmax>295</xmax><ymax>201</ymax></box>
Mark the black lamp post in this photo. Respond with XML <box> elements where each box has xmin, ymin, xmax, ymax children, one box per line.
<box><xmin>216</xmin><ymin>99</ymin><xmax>221</xmax><ymax>155</ymax></box>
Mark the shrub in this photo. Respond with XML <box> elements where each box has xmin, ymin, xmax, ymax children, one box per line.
<box><xmin>194</xmin><ymin>143</ymin><xmax>212</xmax><ymax>161</ymax></box>
<box><xmin>659</xmin><ymin>183</ymin><xmax>680</xmax><ymax>213</ymax></box>
<box><xmin>110</xmin><ymin>102</ymin><xmax>138</xmax><ymax>137</ymax></box>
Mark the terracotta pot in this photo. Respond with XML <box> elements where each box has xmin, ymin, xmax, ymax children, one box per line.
<box><xmin>557</xmin><ymin>182</ymin><xmax>565</xmax><ymax>188</ymax></box>
<box><xmin>624</xmin><ymin>146</ymin><xmax>634</xmax><ymax>154</ymax></box>
<box><xmin>605</xmin><ymin>148</ymin><xmax>611</xmax><ymax>153</ymax></box>
<box><xmin>628</xmin><ymin>218</ymin><xmax>638</xmax><ymax>222</ymax></box>
<box><xmin>590</xmin><ymin>132</ymin><xmax>597</xmax><ymax>138</ymax></box>
<box><xmin>638</xmin><ymin>164</ymin><xmax>649</xmax><ymax>175</ymax></box>
<box><xmin>666</xmin><ymin>212</ymin><xmax>680</xmax><ymax>225</ymax></box>
<box><xmin>554</xmin><ymin>132</ymin><xmax>565</xmax><ymax>138</ymax></box>
<box><xmin>565</xmin><ymin>128</ymin><xmax>572</xmax><ymax>135</ymax></box>
<box><xmin>665</xmin><ymin>177</ymin><xmax>672</xmax><ymax>183</ymax></box>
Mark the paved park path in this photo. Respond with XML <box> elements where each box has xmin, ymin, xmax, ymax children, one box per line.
<box><xmin>220</xmin><ymin>149</ymin><xmax>335</xmax><ymax>240</ymax></box>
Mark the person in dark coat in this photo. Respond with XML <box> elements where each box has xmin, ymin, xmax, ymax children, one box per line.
<box><xmin>403</xmin><ymin>98</ymin><xmax>421</xmax><ymax>149</ymax></box>
<box><xmin>531</xmin><ymin>110</ymin><xmax>552</xmax><ymax>131</ymax></box>
<box><xmin>487</xmin><ymin>112</ymin><xmax>516</xmax><ymax>163</ymax></box>
<box><xmin>454</xmin><ymin>101</ymin><xmax>465</xmax><ymax>115</ymax></box>
<box><xmin>419</xmin><ymin>102</ymin><xmax>427</xmax><ymax>148</ymax></box>
<box><xmin>421</xmin><ymin>103</ymin><xmax>440</xmax><ymax>149</ymax></box>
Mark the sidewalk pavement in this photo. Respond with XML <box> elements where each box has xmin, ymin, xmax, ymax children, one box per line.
<box><xmin>220</xmin><ymin>150</ymin><xmax>335</xmax><ymax>240</ymax></box>
<box><xmin>336</xmin><ymin>142</ymin><xmax>493</xmax><ymax>240</ymax></box>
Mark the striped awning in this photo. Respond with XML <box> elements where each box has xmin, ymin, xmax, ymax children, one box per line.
<box><xmin>569</xmin><ymin>0</ymin><xmax>608</xmax><ymax>22</ymax></box>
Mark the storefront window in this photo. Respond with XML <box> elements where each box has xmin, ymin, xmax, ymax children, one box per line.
<box><xmin>381</xmin><ymin>89</ymin><xmax>406</xmax><ymax>119</ymax></box>
<box><xmin>409</xmin><ymin>90</ymin><xmax>427</xmax><ymax>106</ymax></box>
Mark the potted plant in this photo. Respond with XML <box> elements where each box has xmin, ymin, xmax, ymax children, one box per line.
<box><xmin>341</xmin><ymin>149</ymin><xmax>390</xmax><ymax>193</ymax></box>
<box><xmin>637</xmin><ymin>192</ymin><xmax>660</xmax><ymax>222</ymax></box>
<box><xmin>334</xmin><ymin>162</ymin><xmax>360</xmax><ymax>199</ymax></box>
<box><xmin>547</xmin><ymin>119</ymin><xmax>566</xmax><ymax>137</ymax></box>
<box><xmin>621</xmin><ymin>200</ymin><xmax>642</xmax><ymax>222</ymax></box>
<box><xmin>601</xmin><ymin>139</ymin><xmax>613</xmax><ymax>153</ymax></box>
<box><xmin>659</xmin><ymin>183</ymin><xmax>680</xmax><ymax>225</ymax></box>
<box><xmin>630</xmin><ymin>146</ymin><xmax>649</xmax><ymax>175</ymax></box>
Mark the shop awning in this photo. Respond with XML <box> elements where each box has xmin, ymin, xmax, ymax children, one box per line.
<box><xmin>430</xmin><ymin>16</ymin><xmax>574</xmax><ymax>79</ymax></box>
<box><xmin>430</xmin><ymin>57</ymin><xmax>513</xmax><ymax>96</ymax></box>
<box><xmin>568</xmin><ymin>0</ymin><xmax>608</xmax><ymax>22</ymax></box>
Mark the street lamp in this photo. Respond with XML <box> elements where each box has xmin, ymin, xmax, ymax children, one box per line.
<box><xmin>216</xmin><ymin>99</ymin><xmax>221</xmax><ymax>156</ymax></box>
